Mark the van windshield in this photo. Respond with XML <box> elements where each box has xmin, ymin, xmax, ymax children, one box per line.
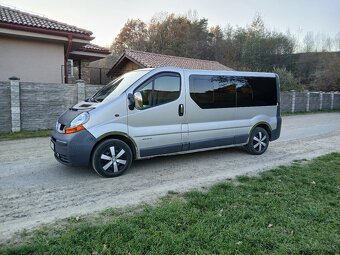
<box><xmin>90</xmin><ymin>70</ymin><xmax>149</xmax><ymax>102</ymax></box>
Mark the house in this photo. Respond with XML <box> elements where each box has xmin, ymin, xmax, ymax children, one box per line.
<box><xmin>106</xmin><ymin>49</ymin><xmax>233</xmax><ymax>78</ymax></box>
<box><xmin>0</xmin><ymin>5</ymin><xmax>110</xmax><ymax>83</ymax></box>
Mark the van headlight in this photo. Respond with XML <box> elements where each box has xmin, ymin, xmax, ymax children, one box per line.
<box><xmin>65</xmin><ymin>112</ymin><xmax>90</xmax><ymax>134</ymax></box>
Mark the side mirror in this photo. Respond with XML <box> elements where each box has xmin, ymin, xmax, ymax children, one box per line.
<box><xmin>134</xmin><ymin>91</ymin><xmax>143</xmax><ymax>110</ymax></box>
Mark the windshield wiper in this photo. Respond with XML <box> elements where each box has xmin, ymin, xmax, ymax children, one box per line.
<box><xmin>86</xmin><ymin>97</ymin><xmax>99</xmax><ymax>103</ymax></box>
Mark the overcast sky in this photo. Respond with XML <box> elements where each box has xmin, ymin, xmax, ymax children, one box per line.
<box><xmin>1</xmin><ymin>0</ymin><xmax>339</xmax><ymax>47</ymax></box>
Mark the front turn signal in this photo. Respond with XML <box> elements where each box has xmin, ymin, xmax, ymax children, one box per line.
<box><xmin>64</xmin><ymin>125</ymin><xmax>85</xmax><ymax>134</ymax></box>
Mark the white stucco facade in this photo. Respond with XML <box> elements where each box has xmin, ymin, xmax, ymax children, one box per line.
<box><xmin>0</xmin><ymin>36</ymin><xmax>65</xmax><ymax>83</ymax></box>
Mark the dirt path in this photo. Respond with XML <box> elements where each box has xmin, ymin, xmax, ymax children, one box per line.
<box><xmin>1</xmin><ymin>113</ymin><xmax>340</xmax><ymax>242</ymax></box>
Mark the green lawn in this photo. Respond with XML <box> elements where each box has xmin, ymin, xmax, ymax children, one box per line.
<box><xmin>0</xmin><ymin>130</ymin><xmax>52</xmax><ymax>141</ymax></box>
<box><xmin>2</xmin><ymin>153</ymin><xmax>340</xmax><ymax>254</ymax></box>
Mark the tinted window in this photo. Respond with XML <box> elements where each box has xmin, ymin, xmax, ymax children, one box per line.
<box><xmin>212</xmin><ymin>76</ymin><xmax>236</xmax><ymax>108</ymax></box>
<box><xmin>190</xmin><ymin>75</ymin><xmax>277</xmax><ymax>109</ymax></box>
<box><xmin>189</xmin><ymin>76</ymin><xmax>214</xmax><ymax>108</ymax></box>
<box><xmin>189</xmin><ymin>75</ymin><xmax>236</xmax><ymax>109</ymax></box>
<box><xmin>236</xmin><ymin>77</ymin><xmax>253</xmax><ymax>107</ymax></box>
<box><xmin>246</xmin><ymin>77</ymin><xmax>277</xmax><ymax>106</ymax></box>
<box><xmin>136</xmin><ymin>73</ymin><xmax>180</xmax><ymax>109</ymax></box>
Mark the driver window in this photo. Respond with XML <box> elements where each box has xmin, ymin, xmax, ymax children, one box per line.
<box><xmin>136</xmin><ymin>73</ymin><xmax>180</xmax><ymax>109</ymax></box>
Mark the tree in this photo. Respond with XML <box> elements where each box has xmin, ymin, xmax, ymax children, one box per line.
<box><xmin>312</xmin><ymin>53</ymin><xmax>340</xmax><ymax>91</ymax></box>
<box><xmin>303</xmin><ymin>32</ymin><xmax>315</xmax><ymax>52</ymax></box>
<box><xmin>274</xmin><ymin>67</ymin><xmax>300</xmax><ymax>91</ymax></box>
<box><xmin>111</xmin><ymin>19</ymin><xmax>148</xmax><ymax>55</ymax></box>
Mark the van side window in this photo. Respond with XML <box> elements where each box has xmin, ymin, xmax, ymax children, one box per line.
<box><xmin>246</xmin><ymin>77</ymin><xmax>277</xmax><ymax>106</ymax></box>
<box><xmin>189</xmin><ymin>75</ymin><xmax>236</xmax><ymax>109</ymax></box>
<box><xmin>136</xmin><ymin>73</ymin><xmax>180</xmax><ymax>109</ymax></box>
<box><xmin>236</xmin><ymin>77</ymin><xmax>253</xmax><ymax>107</ymax></box>
<box><xmin>190</xmin><ymin>75</ymin><xmax>277</xmax><ymax>108</ymax></box>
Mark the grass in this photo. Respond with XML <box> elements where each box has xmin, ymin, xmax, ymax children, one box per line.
<box><xmin>0</xmin><ymin>130</ymin><xmax>52</xmax><ymax>141</ymax></box>
<box><xmin>1</xmin><ymin>153</ymin><xmax>340</xmax><ymax>254</ymax></box>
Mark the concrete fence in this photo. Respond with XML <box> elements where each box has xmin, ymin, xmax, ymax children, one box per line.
<box><xmin>0</xmin><ymin>78</ymin><xmax>103</xmax><ymax>132</ymax></box>
<box><xmin>0</xmin><ymin>78</ymin><xmax>340</xmax><ymax>132</ymax></box>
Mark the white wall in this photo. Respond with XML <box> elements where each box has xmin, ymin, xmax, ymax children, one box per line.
<box><xmin>0</xmin><ymin>36</ymin><xmax>64</xmax><ymax>83</ymax></box>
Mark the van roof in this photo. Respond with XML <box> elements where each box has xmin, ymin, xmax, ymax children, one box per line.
<box><xmin>139</xmin><ymin>66</ymin><xmax>277</xmax><ymax>78</ymax></box>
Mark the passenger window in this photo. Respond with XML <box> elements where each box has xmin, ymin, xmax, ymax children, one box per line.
<box><xmin>189</xmin><ymin>76</ymin><xmax>214</xmax><ymax>108</ymax></box>
<box><xmin>212</xmin><ymin>76</ymin><xmax>236</xmax><ymax>108</ymax></box>
<box><xmin>189</xmin><ymin>75</ymin><xmax>236</xmax><ymax>109</ymax></box>
<box><xmin>136</xmin><ymin>73</ymin><xmax>180</xmax><ymax>109</ymax></box>
<box><xmin>236</xmin><ymin>77</ymin><xmax>253</xmax><ymax>107</ymax></box>
<box><xmin>246</xmin><ymin>77</ymin><xmax>277</xmax><ymax>106</ymax></box>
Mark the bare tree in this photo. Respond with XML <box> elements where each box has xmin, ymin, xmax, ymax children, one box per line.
<box><xmin>303</xmin><ymin>32</ymin><xmax>315</xmax><ymax>52</ymax></box>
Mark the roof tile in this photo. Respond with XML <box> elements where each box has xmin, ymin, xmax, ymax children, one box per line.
<box><xmin>0</xmin><ymin>5</ymin><xmax>92</xmax><ymax>36</ymax></box>
<box><xmin>125</xmin><ymin>50</ymin><xmax>233</xmax><ymax>71</ymax></box>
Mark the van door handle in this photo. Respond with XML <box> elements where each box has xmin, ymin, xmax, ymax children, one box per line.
<box><xmin>178</xmin><ymin>104</ymin><xmax>184</xmax><ymax>116</ymax></box>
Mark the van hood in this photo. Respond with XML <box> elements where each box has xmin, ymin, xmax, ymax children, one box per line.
<box><xmin>57</xmin><ymin>101</ymin><xmax>98</xmax><ymax>127</ymax></box>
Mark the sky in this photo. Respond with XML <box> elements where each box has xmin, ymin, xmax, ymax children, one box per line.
<box><xmin>0</xmin><ymin>0</ymin><xmax>339</xmax><ymax>48</ymax></box>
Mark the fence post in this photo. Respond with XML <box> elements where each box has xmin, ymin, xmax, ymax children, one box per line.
<box><xmin>76</xmin><ymin>80</ymin><xmax>86</xmax><ymax>102</ymax></box>
<box><xmin>291</xmin><ymin>90</ymin><xmax>296</xmax><ymax>113</ymax></box>
<box><xmin>330</xmin><ymin>92</ymin><xmax>334</xmax><ymax>110</ymax></box>
<box><xmin>306</xmin><ymin>91</ymin><xmax>310</xmax><ymax>112</ymax></box>
<box><xmin>319</xmin><ymin>92</ymin><xmax>323</xmax><ymax>111</ymax></box>
<box><xmin>9</xmin><ymin>76</ymin><xmax>21</xmax><ymax>132</ymax></box>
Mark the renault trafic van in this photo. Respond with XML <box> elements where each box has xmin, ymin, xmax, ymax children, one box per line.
<box><xmin>51</xmin><ymin>67</ymin><xmax>281</xmax><ymax>177</ymax></box>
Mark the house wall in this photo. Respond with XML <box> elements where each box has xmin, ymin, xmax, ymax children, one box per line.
<box><xmin>0</xmin><ymin>36</ymin><xmax>64</xmax><ymax>83</ymax></box>
<box><xmin>110</xmin><ymin>60</ymin><xmax>141</xmax><ymax>78</ymax></box>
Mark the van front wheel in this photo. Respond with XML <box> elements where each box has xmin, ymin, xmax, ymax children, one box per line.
<box><xmin>245</xmin><ymin>127</ymin><xmax>269</xmax><ymax>155</ymax></box>
<box><xmin>92</xmin><ymin>139</ymin><xmax>133</xmax><ymax>177</ymax></box>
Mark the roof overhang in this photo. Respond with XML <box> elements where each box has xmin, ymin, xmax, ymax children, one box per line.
<box><xmin>0</xmin><ymin>22</ymin><xmax>93</xmax><ymax>40</ymax></box>
<box><xmin>0</xmin><ymin>27</ymin><xmax>91</xmax><ymax>45</ymax></box>
<box><xmin>69</xmin><ymin>51</ymin><xmax>110</xmax><ymax>61</ymax></box>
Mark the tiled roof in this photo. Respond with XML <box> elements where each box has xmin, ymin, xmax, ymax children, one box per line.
<box><xmin>124</xmin><ymin>50</ymin><xmax>233</xmax><ymax>71</ymax></box>
<box><xmin>0</xmin><ymin>5</ymin><xmax>92</xmax><ymax>36</ymax></box>
<box><xmin>80</xmin><ymin>43</ymin><xmax>110</xmax><ymax>53</ymax></box>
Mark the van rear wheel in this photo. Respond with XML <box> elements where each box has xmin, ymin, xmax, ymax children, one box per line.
<box><xmin>92</xmin><ymin>139</ymin><xmax>132</xmax><ymax>177</ymax></box>
<box><xmin>245</xmin><ymin>127</ymin><xmax>269</xmax><ymax>155</ymax></box>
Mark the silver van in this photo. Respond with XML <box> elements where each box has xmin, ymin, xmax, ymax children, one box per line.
<box><xmin>51</xmin><ymin>67</ymin><xmax>281</xmax><ymax>177</ymax></box>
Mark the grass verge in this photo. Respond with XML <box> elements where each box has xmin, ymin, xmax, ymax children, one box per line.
<box><xmin>0</xmin><ymin>130</ymin><xmax>51</xmax><ymax>141</ymax></box>
<box><xmin>1</xmin><ymin>153</ymin><xmax>340</xmax><ymax>254</ymax></box>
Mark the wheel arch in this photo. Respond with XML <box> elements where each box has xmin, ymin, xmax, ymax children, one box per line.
<box><xmin>250</xmin><ymin>122</ymin><xmax>272</xmax><ymax>140</ymax></box>
<box><xmin>91</xmin><ymin>132</ymin><xmax>138</xmax><ymax>161</ymax></box>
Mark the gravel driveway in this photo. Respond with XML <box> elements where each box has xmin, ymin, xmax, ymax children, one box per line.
<box><xmin>1</xmin><ymin>113</ymin><xmax>340</xmax><ymax>241</ymax></box>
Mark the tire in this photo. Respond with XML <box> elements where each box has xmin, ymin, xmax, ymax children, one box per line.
<box><xmin>91</xmin><ymin>139</ymin><xmax>133</xmax><ymax>177</ymax></box>
<box><xmin>245</xmin><ymin>127</ymin><xmax>269</xmax><ymax>155</ymax></box>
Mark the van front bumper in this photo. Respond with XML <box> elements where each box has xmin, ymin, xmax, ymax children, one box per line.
<box><xmin>51</xmin><ymin>129</ymin><xmax>97</xmax><ymax>167</ymax></box>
